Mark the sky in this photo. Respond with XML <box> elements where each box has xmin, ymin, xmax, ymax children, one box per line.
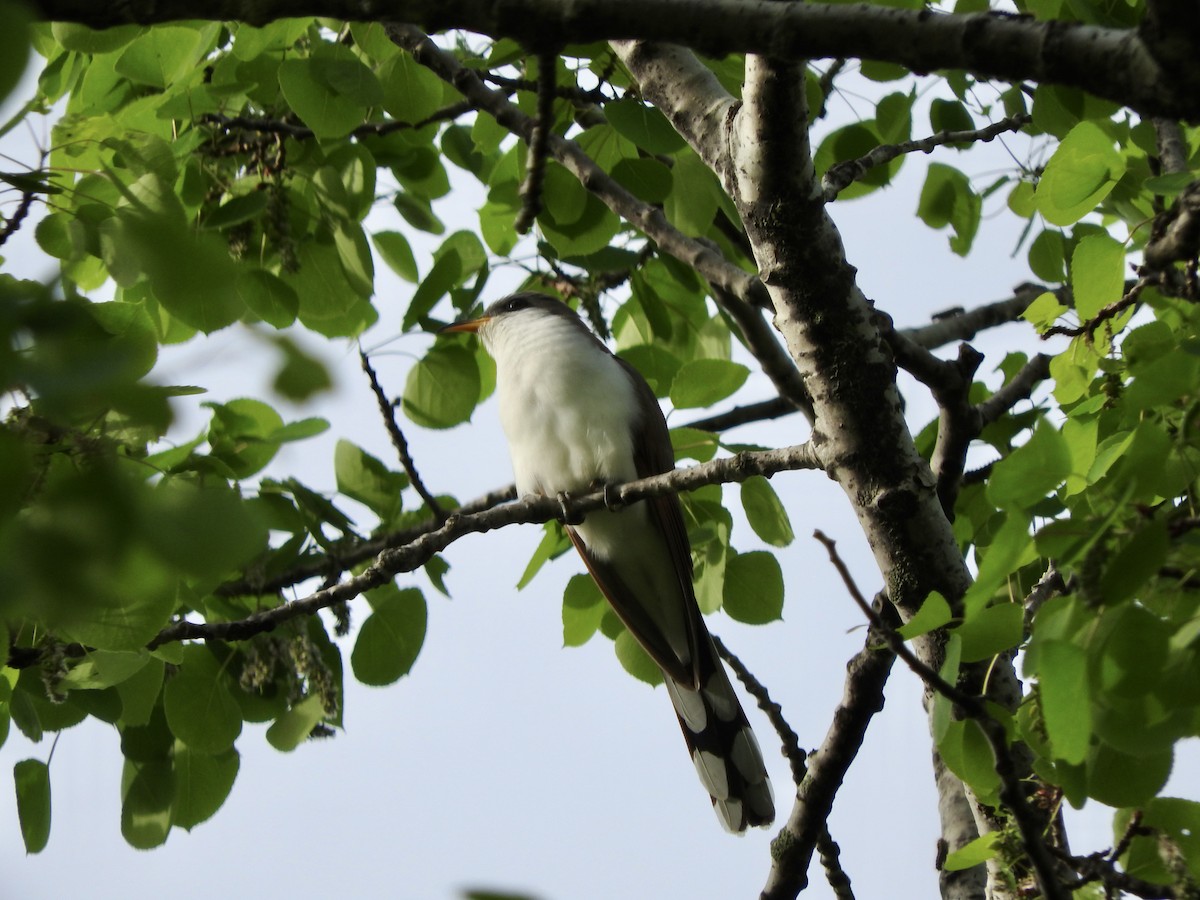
<box><xmin>3</xmin><ymin>37</ymin><xmax>1197</xmax><ymax>900</ymax></box>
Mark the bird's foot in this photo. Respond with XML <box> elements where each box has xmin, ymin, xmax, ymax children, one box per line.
<box><xmin>555</xmin><ymin>491</ymin><xmax>585</xmax><ymax>525</ymax></box>
<box><xmin>589</xmin><ymin>479</ymin><xmax>624</xmax><ymax>511</ymax></box>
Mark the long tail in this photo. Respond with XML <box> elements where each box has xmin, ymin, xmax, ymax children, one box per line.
<box><xmin>663</xmin><ymin>636</ymin><xmax>775</xmax><ymax>832</ymax></box>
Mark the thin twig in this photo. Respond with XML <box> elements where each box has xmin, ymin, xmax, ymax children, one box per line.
<box><xmin>822</xmin><ymin>113</ymin><xmax>1031</xmax><ymax>201</ymax></box>
<box><xmin>200</xmin><ymin>102</ymin><xmax>476</xmax><ymax>141</ymax></box>
<box><xmin>1043</xmin><ymin>277</ymin><xmax>1152</xmax><ymax>340</ymax></box>
<box><xmin>0</xmin><ymin>191</ymin><xmax>34</xmax><ymax>247</ymax></box>
<box><xmin>359</xmin><ymin>348</ymin><xmax>446</xmax><ymax>522</ymax></box>
<box><xmin>515</xmin><ymin>49</ymin><xmax>557</xmax><ymax>234</ymax></box>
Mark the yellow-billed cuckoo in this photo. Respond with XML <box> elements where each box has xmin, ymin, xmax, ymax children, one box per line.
<box><xmin>443</xmin><ymin>292</ymin><xmax>774</xmax><ymax>832</ymax></box>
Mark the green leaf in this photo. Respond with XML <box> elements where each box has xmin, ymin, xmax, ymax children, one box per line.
<box><xmin>516</xmin><ymin>522</ymin><xmax>571</xmax><ymax>588</ymax></box>
<box><xmin>371</xmin><ymin>230</ymin><xmax>419</xmax><ymax>282</ymax></box>
<box><xmin>0</xmin><ymin>1</ymin><xmax>31</xmax><ymax>106</ymax></box>
<box><xmin>987</xmin><ymin>422</ymin><xmax>1070</xmax><ymax>510</ymax></box>
<box><xmin>201</xmin><ymin>192</ymin><xmax>269</xmax><ymax>230</ymax></box>
<box><xmin>897</xmin><ymin>591</ymin><xmax>953</xmax><ymax>640</ymax></box>
<box><xmin>938</xmin><ymin>718</ymin><xmax>1000</xmax><ymax>804</ymax></box>
<box><xmin>402</xmin><ymin>344</ymin><xmax>481</xmax><ymax>429</ymax></box>
<box><xmin>1021</xmin><ymin>291</ymin><xmax>1068</xmax><ymax>332</ymax></box>
<box><xmin>739</xmin><ymin>476</ymin><xmax>795</xmax><ymax>547</ymax></box>
<box><xmin>916</xmin><ymin>163</ymin><xmax>981</xmax><ymax>256</ymax></box>
<box><xmin>60</xmin><ymin>650</ymin><xmax>150</xmax><ymax>690</ymax></box>
<box><xmin>1087</xmin><ymin>742</ymin><xmax>1171</xmax><ymax>808</ymax></box>
<box><xmin>405</xmin><ymin>249</ymin><xmax>462</xmax><ymax>331</ymax></box>
<box><xmin>563</xmin><ymin>574</ymin><xmax>606</xmax><ymax>647</ymax></box>
<box><xmin>334</xmin><ymin>440</ymin><xmax>406</xmax><ymax>521</ymax></box>
<box><xmin>669</xmin><ymin>427</ymin><xmax>719</xmax><ymax>463</ymax></box>
<box><xmin>116</xmin><ymin>658</ymin><xmax>165</xmax><ymax>728</ymax></box>
<box><xmin>236</xmin><ymin>269</ymin><xmax>298</xmax><ymax>329</ymax></box>
<box><xmin>172</xmin><ymin>744</ymin><xmax>239</xmax><ymax>830</ymax></box>
<box><xmin>1036</xmin><ymin>640</ymin><xmax>1091</xmax><ymax>765</ymax></box>
<box><xmin>266</xmin><ymin>694</ymin><xmax>328</xmax><ymax>752</ymax></box>
<box><xmin>669</xmin><ymin>359</ymin><xmax>750</xmax><ymax>409</ymax></box>
<box><xmin>163</xmin><ymin>673</ymin><xmax>243</xmax><ymax>755</ymax></box>
<box><xmin>956</xmin><ymin>603</ymin><xmax>1023</xmax><ymax>663</ymax></box>
<box><xmin>379</xmin><ymin>52</ymin><xmax>444</xmax><ymax>124</ymax></box>
<box><xmin>115</xmin><ymin>26</ymin><xmax>208</xmax><ymax>89</ymax></box>
<box><xmin>351</xmin><ymin>587</ymin><xmax>427</xmax><ymax>686</ymax></box>
<box><xmin>542</xmin><ymin>162</ymin><xmax>587</xmax><ymax>225</ymax></box>
<box><xmin>723</xmin><ymin>551</ymin><xmax>784</xmax><ymax>624</ymax></box>
<box><xmin>614</xmin><ymin>629</ymin><xmax>664</xmax><ymax>686</ymax></box>
<box><xmin>271</xmin><ymin>337</ymin><xmax>333</xmax><ymax>401</ymax></box>
<box><xmin>1036</xmin><ymin>121</ymin><xmax>1123</xmax><ymax>226</ymax></box>
<box><xmin>605</xmin><ymin>99</ymin><xmax>685</xmax><ymax>154</ymax></box>
<box><xmin>14</xmin><ymin>759</ymin><xmax>50</xmax><ymax>854</ymax></box>
<box><xmin>116</xmin><ymin>207</ymin><xmax>243</xmax><ymax>334</ymax></box>
<box><xmin>51</xmin><ymin>22</ymin><xmax>140</xmax><ymax>54</ymax></box>
<box><xmin>1027</xmin><ymin>230</ymin><xmax>1066</xmax><ymax>283</ymax></box>
<box><xmin>1070</xmin><ymin>232</ymin><xmax>1125</xmax><ymax>321</ymax></box>
<box><xmin>942</xmin><ymin>831</ymin><xmax>1000</xmax><ymax>872</ymax></box>
<box><xmin>612</xmin><ymin>157</ymin><xmax>673</xmax><ymax>204</ymax></box>
<box><xmin>121</xmin><ymin>759</ymin><xmax>173</xmax><ymax>849</ymax></box>
<box><xmin>278</xmin><ymin>56</ymin><xmax>366</xmax><ymax>139</ymax></box>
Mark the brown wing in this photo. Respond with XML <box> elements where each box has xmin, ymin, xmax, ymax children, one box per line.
<box><xmin>617</xmin><ymin>355</ymin><xmax>707</xmax><ymax>689</ymax></box>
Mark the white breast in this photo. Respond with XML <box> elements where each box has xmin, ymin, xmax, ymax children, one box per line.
<box><xmin>482</xmin><ymin>310</ymin><xmax>642</xmax><ymax>499</ymax></box>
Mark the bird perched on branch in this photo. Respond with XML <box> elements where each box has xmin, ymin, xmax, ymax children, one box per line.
<box><xmin>443</xmin><ymin>291</ymin><xmax>774</xmax><ymax>832</ymax></box>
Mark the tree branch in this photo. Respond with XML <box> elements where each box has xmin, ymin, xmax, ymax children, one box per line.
<box><xmin>899</xmin><ymin>283</ymin><xmax>1049</xmax><ymax>350</ymax></box>
<box><xmin>822</xmin><ymin>113</ymin><xmax>1031</xmax><ymax>201</ymax></box>
<box><xmin>29</xmin><ymin>0</ymin><xmax>1200</xmax><ymax>120</ymax></box>
<box><xmin>514</xmin><ymin>49</ymin><xmax>557</xmax><ymax>234</ymax></box>
<box><xmin>142</xmin><ymin>444</ymin><xmax>821</xmax><ymax>650</ymax></box>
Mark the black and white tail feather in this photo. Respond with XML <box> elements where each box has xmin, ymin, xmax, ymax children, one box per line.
<box><xmin>664</xmin><ymin>636</ymin><xmax>775</xmax><ymax>832</ymax></box>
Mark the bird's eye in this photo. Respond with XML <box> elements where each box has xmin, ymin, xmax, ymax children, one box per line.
<box><xmin>502</xmin><ymin>296</ymin><xmax>529</xmax><ymax>313</ymax></box>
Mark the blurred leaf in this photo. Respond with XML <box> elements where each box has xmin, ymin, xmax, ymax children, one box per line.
<box><xmin>14</xmin><ymin>759</ymin><xmax>50</xmax><ymax>854</ymax></box>
<box><xmin>943</xmin><ymin>831</ymin><xmax>1000</xmax><ymax>872</ymax></box>
<box><xmin>379</xmin><ymin>52</ymin><xmax>444</xmax><ymax>124</ymax></box>
<box><xmin>956</xmin><ymin>603</ymin><xmax>1023</xmax><ymax>663</ymax></box>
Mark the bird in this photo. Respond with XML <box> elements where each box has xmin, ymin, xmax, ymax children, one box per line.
<box><xmin>442</xmin><ymin>291</ymin><xmax>775</xmax><ymax>832</ymax></box>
